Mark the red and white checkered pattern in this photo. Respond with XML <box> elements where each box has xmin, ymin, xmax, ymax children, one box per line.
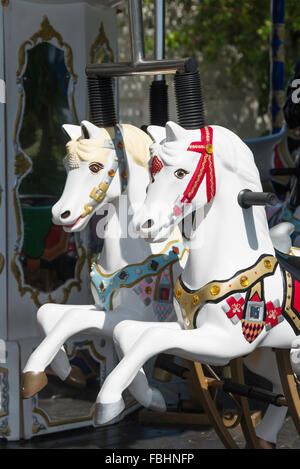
<box><xmin>150</xmin><ymin>155</ymin><xmax>163</xmax><ymax>182</ymax></box>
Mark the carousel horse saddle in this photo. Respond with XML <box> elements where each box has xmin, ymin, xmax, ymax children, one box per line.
<box><xmin>175</xmin><ymin>252</ymin><xmax>300</xmax><ymax>338</ymax></box>
<box><xmin>90</xmin><ymin>240</ymin><xmax>186</xmax><ymax>314</ymax></box>
<box><xmin>174</xmin><ymin>254</ymin><xmax>279</xmax><ymax>333</ymax></box>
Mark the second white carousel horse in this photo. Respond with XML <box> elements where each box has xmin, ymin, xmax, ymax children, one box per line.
<box><xmin>21</xmin><ymin>121</ymin><xmax>188</xmax><ymax>414</ymax></box>
<box><xmin>268</xmin><ymin>155</ymin><xmax>300</xmax><ymax>247</ymax></box>
<box><xmin>95</xmin><ymin>121</ymin><xmax>300</xmax><ymax>447</ymax></box>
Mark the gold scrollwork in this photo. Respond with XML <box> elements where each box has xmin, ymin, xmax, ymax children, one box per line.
<box><xmin>90</xmin><ymin>22</ymin><xmax>114</xmax><ymax>64</ymax></box>
<box><xmin>0</xmin><ymin>368</ymin><xmax>9</xmax><ymax>419</ymax></box>
<box><xmin>0</xmin><ymin>426</ymin><xmax>10</xmax><ymax>437</ymax></box>
<box><xmin>32</xmin><ymin>424</ymin><xmax>41</xmax><ymax>435</ymax></box>
<box><xmin>12</xmin><ymin>16</ymin><xmax>84</xmax><ymax>307</ymax></box>
<box><xmin>33</xmin><ymin>340</ymin><xmax>106</xmax><ymax>428</ymax></box>
<box><xmin>11</xmin><ymin>246</ymin><xmax>86</xmax><ymax>309</ymax></box>
<box><xmin>16</xmin><ymin>16</ymin><xmax>77</xmax><ymax>79</ymax></box>
<box><xmin>0</xmin><ymin>254</ymin><xmax>4</xmax><ymax>275</ymax></box>
<box><xmin>14</xmin><ymin>152</ymin><xmax>32</xmax><ymax>176</ymax></box>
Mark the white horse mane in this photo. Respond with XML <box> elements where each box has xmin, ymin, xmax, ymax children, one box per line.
<box><xmin>64</xmin><ymin>122</ymin><xmax>152</xmax><ymax>171</ymax></box>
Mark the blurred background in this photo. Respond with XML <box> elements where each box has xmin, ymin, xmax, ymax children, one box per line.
<box><xmin>117</xmin><ymin>0</ymin><xmax>300</xmax><ymax>138</ymax></box>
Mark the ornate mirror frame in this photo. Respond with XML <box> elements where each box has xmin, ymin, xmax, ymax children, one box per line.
<box><xmin>11</xmin><ymin>16</ymin><xmax>86</xmax><ymax>308</ymax></box>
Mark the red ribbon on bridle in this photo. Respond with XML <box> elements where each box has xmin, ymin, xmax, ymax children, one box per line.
<box><xmin>149</xmin><ymin>126</ymin><xmax>216</xmax><ymax>212</ymax></box>
<box><xmin>181</xmin><ymin>126</ymin><xmax>216</xmax><ymax>204</ymax></box>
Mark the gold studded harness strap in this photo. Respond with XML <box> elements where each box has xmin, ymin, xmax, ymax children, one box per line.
<box><xmin>81</xmin><ymin>124</ymin><xmax>127</xmax><ymax>219</ymax></box>
<box><xmin>174</xmin><ymin>254</ymin><xmax>278</xmax><ymax>330</ymax></box>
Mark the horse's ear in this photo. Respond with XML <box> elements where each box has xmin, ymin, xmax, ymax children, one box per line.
<box><xmin>165</xmin><ymin>121</ymin><xmax>186</xmax><ymax>142</ymax></box>
<box><xmin>62</xmin><ymin>124</ymin><xmax>82</xmax><ymax>140</ymax></box>
<box><xmin>80</xmin><ymin>120</ymin><xmax>103</xmax><ymax>139</ymax></box>
<box><xmin>147</xmin><ymin>125</ymin><xmax>166</xmax><ymax>143</ymax></box>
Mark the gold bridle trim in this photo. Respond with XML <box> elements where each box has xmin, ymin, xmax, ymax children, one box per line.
<box><xmin>283</xmin><ymin>270</ymin><xmax>300</xmax><ymax>332</ymax></box>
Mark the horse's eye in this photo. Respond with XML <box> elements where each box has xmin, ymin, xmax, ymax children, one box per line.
<box><xmin>174</xmin><ymin>169</ymin><xmax>189</xmax><ymax>179</ymax></box>
<box><xmin>89</xmin><ymin>162</ymin><xmax>103</xmax><ymax>174</ymax></box>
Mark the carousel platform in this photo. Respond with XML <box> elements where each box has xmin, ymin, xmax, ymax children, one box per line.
<box><xmin>0</xmin><ymin>409</ymin><xmax>298</xmax><ymax>450</ymax></box>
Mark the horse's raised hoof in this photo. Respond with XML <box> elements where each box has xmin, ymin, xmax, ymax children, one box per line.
<box><xmin>65</xmin><ymin>365</ymin><xmax>86</xmax><ymax>389</ymax></box>
<box><xmin>21</xmin><ymin>371</ymin><xmax>48</xmax><ymax>399</ymax></box>
<box><xmin>93</xmin><ymin>399</ymin><xmax>125</xmax><ymax>425</ymax></box>
<box><xmin>148</xmin><ymin>387</ymin><xmax>167</xmax><ymax>412</ymax></box>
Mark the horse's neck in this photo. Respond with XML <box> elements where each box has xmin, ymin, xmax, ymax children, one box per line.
<box><xmin>99</xmin><ymin>197</ymin><xmax>181</xmax><ymax>273</ymax></box>
<box><xmin>97</xmin><ymin>197</ymin><xmax>148</xmax><ymax>274</ymax></box>
<box><xmin>99</xmin><ymin>138</ymin><xmax>183</xmax><ymax>273</ymax></box>
<box><xmin>181</xmin><ymin>176</ymin><xmax>275</xmax><ymax>290</ymax></box>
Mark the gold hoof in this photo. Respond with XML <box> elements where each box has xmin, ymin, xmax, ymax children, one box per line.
<box><xmin>65</xmin><ymin>365</ymin><xmax>86</xmax><ymax>389</ymax></box>
<box><xmin>21</xmin><ymin>371</ymin><xmax>48</xmax><ymax>399</ymax></box>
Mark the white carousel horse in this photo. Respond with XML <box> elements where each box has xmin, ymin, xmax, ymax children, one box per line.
<box><xmin>270</xmin><ymin>222</ymin><xmax>300</xmax><ymax>256</ymax></box>
<box><xmin>21</xmin><ymin>120</ymin><xmax>188</xmax><ymax>415</ymax></box>
<box><xmin>95</xmin><ymin>121</ymin><xmax>300</xmax><ymax>447</ymax></box>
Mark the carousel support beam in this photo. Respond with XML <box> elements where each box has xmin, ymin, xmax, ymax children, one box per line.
<box><xmin>86</xmin><ymin>0</ymin><xmax>197</xmax><ymax>77</ymax></box>
<box><xmin>229</xmin><ymin>358</ymin><xmax>261</xmax><ymax>449</ymax></box>
<box><xmin>86</xmin><ymin>57</ymin><xmax>197</xmax><ymax>77</ymax></box>
<box><xmin>150</xmin><ymin>0</ymin><xmax>169</xmax><ymax>126</ymax></box>
<box><xmin>270</xmin><ymin>0</ymin><xmax>285</xmax><ymax>134</ymax></box>
<box><xmin>128</xmin><ymin>0</ymin><xmax>145</xmax><ymax>64</ymax></box>
<box><xmin>154</xmin><ymin>0</ymin><xmax>165</xmax><ymax>82</ymax></box>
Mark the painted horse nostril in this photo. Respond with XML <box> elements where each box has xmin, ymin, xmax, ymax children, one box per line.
<box><xmin>142</xmin><ymin>219</ymin><xmax>154</xmax><ymax>229</ymax></box>
<box><xmin>61</xmin><ymin>210</ymin><xmax>71</xmax><ymax>219</ymax></box>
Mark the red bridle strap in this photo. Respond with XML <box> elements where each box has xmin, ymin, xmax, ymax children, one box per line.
<box><xmin>181</xmin><ymin>126</ymin><xmax>216</xmax><ymax>204</ymax></box>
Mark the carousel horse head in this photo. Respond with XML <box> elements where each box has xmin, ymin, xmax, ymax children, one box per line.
<box><xmin>134</xmin><ymin>121</ymin><xmax>261</xmax><ymax>243</ymax></box>
<box><xmin>52</xmin><ymin>120</ymin><xmax>152</xmax><ymax>232</ymax></box>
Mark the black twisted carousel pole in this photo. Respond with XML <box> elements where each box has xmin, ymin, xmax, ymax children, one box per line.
<box><xmin>87</xmin><ymin>75</ymin><xmax>117</xmax><ymax>127</ymax></box>
<box><xmin>174</xmin><ymin>68</ymin><xmax>206</xmax><ymax>129</ymax></box>
<box><xmin>149</xmin><ymin>0</ymin><xmax>169</xmax><ymax>127</ymax></box>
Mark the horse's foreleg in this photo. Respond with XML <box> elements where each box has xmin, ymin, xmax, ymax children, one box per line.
<box><xmin>24</xmin><ymin>305</ymin><xmax>101</xmax><ymax>374</ymax></box>
<box><xmin>110</xmin><ymin>320</ymin><xmax>182</xmax><ymax>416</ymax></box>
<box><xmin>95</xmin><ymin>322</ymin><xmax>242</xmax><ymax>424</ymax></box>
<box><xmin>22</xmin><ymin>306</ymin><xmax>157</xmax><ymax>400</ymax></box>
<box><xmin>22</xmin><ymin>305</ymin><xmax>118</xmax><ymax>398</ymax></box>
<box><xmin>24</xmin><ymin>304</ymin><xmax>136</xmax><ymax>377</ymax></box>
<box><xmin>36</xmin><ymin>303</ymin><xmax>88</xmax><ymax>380</ymax></box>
<box><xmin>244</xmin><ymin>348</ymin><xmax>287</xmax><ymax>448</ymax></box>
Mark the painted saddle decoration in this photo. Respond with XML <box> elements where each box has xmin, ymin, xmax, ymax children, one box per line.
<box><xmin>174</xmin><ymin>254</ymin><xmax>286</xmax><ymax>343</ymax></box>
<box><xmin>91</xmin><ymin>240</ymin><xmax>186</xmax><ymax>321</ymax></box>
